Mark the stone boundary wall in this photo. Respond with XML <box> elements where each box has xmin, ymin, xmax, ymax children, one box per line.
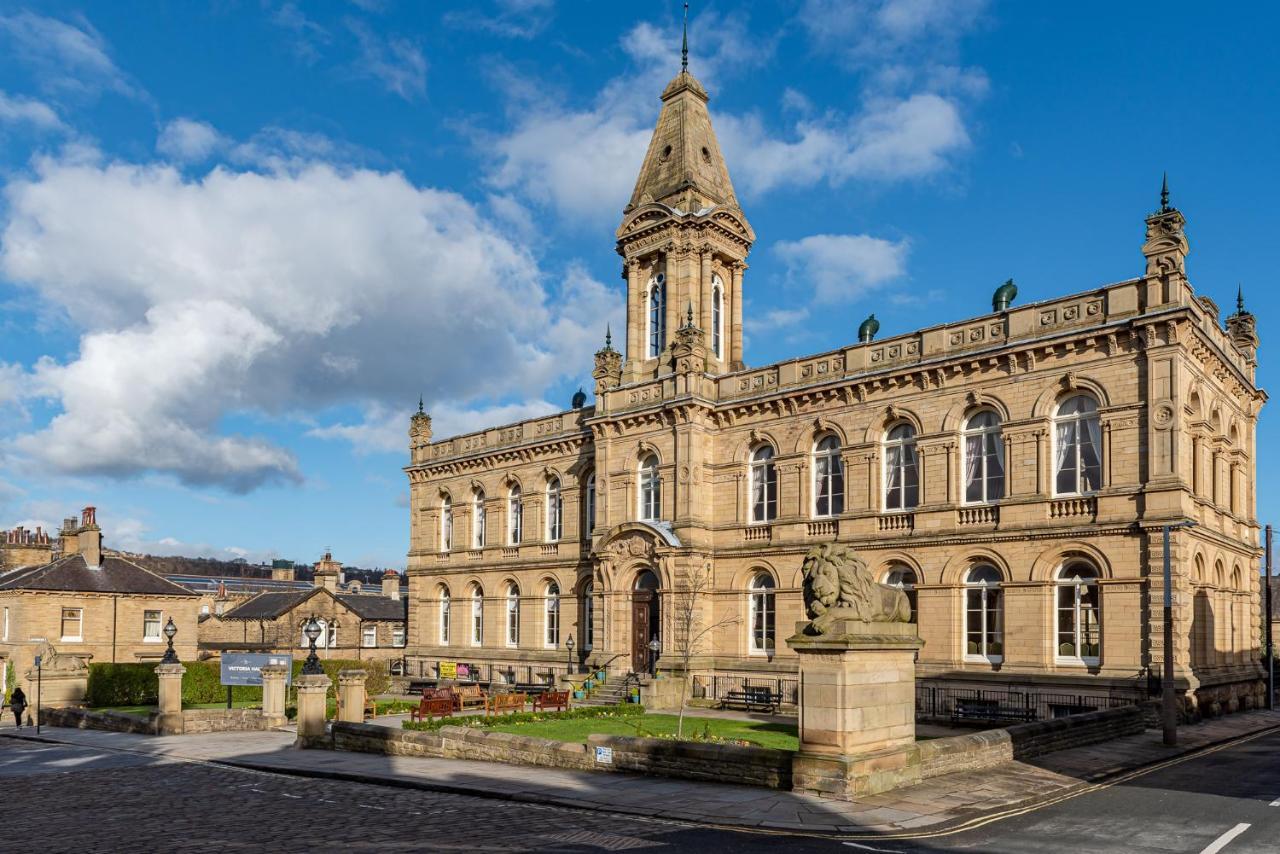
<box><xmin>330</xmin><ymin>704</ymin><xmax>1146</xmax><ymax>795</ymax></box>
<box><xmin>41</xmin><ymin>705</ymin><xmax>277</xmax><ymax>735</ymax></box>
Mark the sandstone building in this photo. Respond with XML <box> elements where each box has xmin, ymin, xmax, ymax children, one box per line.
<box><xmin>403</xmin><ymin>61</ymin><xmax>1264</xmax><ymax>713</ymax></box>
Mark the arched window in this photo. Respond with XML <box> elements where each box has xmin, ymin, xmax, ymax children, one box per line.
<box><xmin>1054</xmin><ymin>395</ymin><xmax>1101</xmax><ymax>495</ymax></box>
<box><xmin>505</xmin><ymin>582</ymin><xmax>520</xmax><ymax>647</ymax></box>
<box><xmin>302</xmin><ymin>618</ymin><xmax>332</xmax><ymax>649</ymax></box>
<box><xmin>440</xmin><ymin>496</ymin><xmax>453</xmax><ymax>552</ymax></box>
<box><xmin>711</xmin><ymin>274</ymin><xmax>724</xmax><ymax>359</ymax></box>
<box><xmin>748</xmin><ymin>573</ymin><xmax>776</xmax><ymax>654</ymax></box>
<box><xmin>508</xmin><ymin>486</ymin><xmax>523</xmax><ymax>545</ymax></box>
<box><xmin>884</xmin><ymin>423</ymin><xmax>919</xmax><ymax>511</ymax></box>
<box><xmin>546</xmin><ymin>477</ymin><xmax>563</xmax><ymax>541</ymax></box>
<box><xmin>964</xmin><ymin>564</ymin><xmax>1003</xmax><ymax>662</ymax></box>
<box><xmin>813</xmin><ymin>435</ymin><xmax>844</xmax><ymax>517</ymax></box>
<box><xmin>544</xmin><ymin>581</ymin><xmax>560</xmax><ymax>648</ymax></box>
<box><xmin>581</xmin><ymin>580</ymin><xmax>594</xmax><ymax>651</ymax></box>
<box><xmin>648</xmin><ymin>273</ymin><xmax>666</xmax><ymax>358</ymax></box>
<box><xmin>584</xmin><ymin>472</ymin><xmax>596</xmax><ymax>536</ymax></box>
<box><xmin>470</xmin><ymin>584</ymin><xmax>483</xmax><ymax>646</ymax></box>
<box><xmin>750</xmin><ymin>445</ymin><xmax>778</xmax><ymax>523</ymax></box>
<box><xmin>1056</xmin><ymin>563</ymin><xmax>1100</xmax><ymax>663</ymax></box>
<box><xmin>473</xmin><ymin>490</ymin><xmax>486</xmax><ymax>550</ymax></box>
<box><xmin>439</xmin><ymin>586</ymin><xmax>452</xmax><ymax>645</ymax></box>
<box><xmin>639</xmin><ymin>454</ymin><xmax>661</xmax><ymax>521</ymax></box>
<box><xmin>884</xmin><ymin>566</ymin><xmax>918</xmax><ymax>623</ymax></box>
<box><xmin>963</xmin><ymin>411</ymin><xmax>1004</xmax><ymax>503</ymax></box>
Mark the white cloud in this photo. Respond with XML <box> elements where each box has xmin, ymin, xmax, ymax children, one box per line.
<box><xmin>799</xmin><ymin>0</ymin><xmax>988</xmax><ymax>69</ymax></box>
<box><xmin>0</xmin><ymin>91</ymin><xmax>64</xmax><ymax>131</ymax></box>
<box><xmin>347</xmin><ymin>20</ymin><xmax>427</xmax><ymax>100</ymax></box>
<box><xmin>0</xmin><ymin>11</ymin><xmax>140</xmax><ymax>99</ymax></box>
<box><xmin>774</xmin><ymin>234</ymin><xmax>910</xmax><ymax>303</ymax></box>
<box><xmin>156</xmin><ymin>118</ymin><xmax>226</xmax><ymax>163</ymax></box>
<box><xmin>270</xmin><ymin>2</ymin><xmax>331</xmax><ymax>63</ymax></box>
<box><xmin>444</xmin><ymin>0</ymin><xmax>555</xmax><ymax>39</ymax></box>
<box><xmin>0</xmin><ymin>149</ymin><xmax>619</xmax><ymax>490</ymax></box>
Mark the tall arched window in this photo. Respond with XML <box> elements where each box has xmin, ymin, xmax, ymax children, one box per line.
<box><xmin>884</xmin><ymin>566</ymin><xmax>918</xmax><ymax>623</ymax></box>
<box><xmin>750</xmin><ymin>445</ymin><xmax>778</xmax><ymax>523</ymax></box>
<box><xmin>440</xmin><ymin>496</ymin><xmax>453</xmax><ymax>552</ymax></box>
<box><xmin>813</xmin><ymin>435</ymin><xmax>844</xmax><ymax>517</ymax></box>
<box><xmin>584</xmin><ymin>473</ymin><xmax>596</xmax><ymax>535</ymax></box>
<box><xmin>1056</xmin><ymin>563</ymin><xmax>1100</xmax><ymax>663</ymax></box>
<box><xmin>581</xmin><ymin>580</ymin><xmax>594</xmax><ymax>651</ymax></box>
<box><xmin>470</xmin><ymin>584</ymin><xmax>483</xmax><ymax>646</ymax></box>
<box><xmin>508</xmin><ymin>486</ymin><xmax>523</xmax><ymax>545</ymax></box>
<box><xmin>648</xmin><ymin>273</ymin><xmax>666</xmax><ymax>358</ymax></box>
<box><xmin>711</xmin><ymin>274</ymin><xmax>724</xmax><ymax>359</ymax></box>
<box><xmin>472</xmin><ymin>490</ymin><xmax>486</xmax><ymax>550</ymax></box>
<box><xmin>505</xmin><ymin>582</ymin><xmax>521</xmax><ymax>647</ymax></box>
<box><xmin>439</xmin><ymin>586</ymin><xmax>451</xmax><ymax>645</ymax></box>
<box><xmin>964</xmin><ymin>564</ymin><xmax>1004</xmax><ymax>662</ymax></box>
<box><xmin>302</xmin><ymin>618</ymin><xmax>336</xmax><ymax>649</ymax></box>
<box><xmin>749</xmin><ymin>572</ymin><xmax>776</xmax><ymax>654</ymax></box>
<box><xmin>546</xmin><ymin>477</ymin><xmax>563</xmax><ymax>541</ymax></box>
<box><xmin>639</xmin><ymin>454</ymin><xmax>661</xmax><ymax>521</ymax></box>
<box><xmin>963</xmin><ymin>411</ymin><xmax>1005</xmax><ymax>503</ymax></box>
<box><xmin>1054</xmin><ymin>395</ymin><xmax>1101</xmax><ymax>495</ymax></box>
<box><xmin>544</xmin><ymin>581</ymin><xmax>560</xmax><ymax>648</ymax></box>
<box><xmin>884</xmin><ymin>423</ymin><xmax>919</xmax><ymax>511</ymax></box>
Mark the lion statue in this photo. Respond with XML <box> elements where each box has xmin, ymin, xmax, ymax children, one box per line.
<box><xmin>801</xmin><ymin>544</ymin><xmax>912</xmax><ymax>634</ymax></box>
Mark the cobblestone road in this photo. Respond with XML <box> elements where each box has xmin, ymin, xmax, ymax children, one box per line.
<box><xmin>0</xmin><ymin>740</ymin><xmax>837</xmax><ymax>853</ymax></box>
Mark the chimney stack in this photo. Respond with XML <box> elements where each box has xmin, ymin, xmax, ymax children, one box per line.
<box><xmin>382</xmin><ymin>570</ymin><xmax>401</xmax><ymax>601</ymax></box>
<box><xmin>60</xmin><ymin>517</ymin><xmax>80</xmax><ymax>555</ymax></box>
<box><xmin>313</xmin><ymin>550</ymin><xmax>342</xmax><ymax>592</ymax></box>
<box><xmin>78</xmin><ymin>506</ymin><xmax>102</xmax><ymax>568</ymax></box>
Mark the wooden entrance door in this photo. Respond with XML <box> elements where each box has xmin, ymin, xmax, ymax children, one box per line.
<box><xmin>632</xmin><ymin>591</ymin><xmax>653</xmax><ymax>673</ymax></box>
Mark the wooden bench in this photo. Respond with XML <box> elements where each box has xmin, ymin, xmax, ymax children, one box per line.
<box><xmin>951</xmin><ymin>698</ymin><xmax>1037</xmax><ymax>725</ymax></box>
<box><xmin>422</xmin><ymin>687</ymin><xmax>458</xmax><ymax>711</ymax></box>
<box><xmin>721</xmin><ymin>687</ymin><xmax>781</xmax><ymax>713</ymax></box>
<box><xmin>531</xmin><ymin>690</ymin><xmax>570</xmax><ymax>713</ymax></box>
<box><xmin>453</xmin><ymin>684</ymin><xmax>488</xmax><ymax>710</ymax></box>
<box><xmin>409</xmin><ymin>695</ymin><xmax>456</xmax><ymax>723</ymax></box>
<box><xmin>485</xmin><ymin>692</ymin><xmax>528</xmax><ymax>716</ymax></box>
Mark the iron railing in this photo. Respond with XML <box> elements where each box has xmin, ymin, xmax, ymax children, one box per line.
<box><xmin>914</xmin><ymin>681</ymin><xmax>1144</xmax><ymax>722</ymax></box>
<box><xmin>708</xmin><ymin>675</ymin><xmax>799</xmax><ymax>706</ymax></box>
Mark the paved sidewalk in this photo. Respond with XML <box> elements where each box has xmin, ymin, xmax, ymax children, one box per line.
<box><xmin>4</xmin><ymin>710</ymin><xmax>1278</xmax><ymax>836</ymax></box>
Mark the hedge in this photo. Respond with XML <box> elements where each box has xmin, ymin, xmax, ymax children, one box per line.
<box><xmin>402</xmin><ymin>703</ymin><xmax>645</xmax><ymax>732</ymax></box>
<box><xmin>85</xmin><ymin>657</ymin><xmax>392</xmax><ymax>708</ymax></box>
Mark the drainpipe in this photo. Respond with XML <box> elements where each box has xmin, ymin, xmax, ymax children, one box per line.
<box><xmin>112</xmin><ymin>596</ymin><xmax>118</xmax><ymax>663</ymax></box>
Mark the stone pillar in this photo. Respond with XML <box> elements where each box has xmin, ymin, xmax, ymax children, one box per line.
<box><xmin>787</xmin><ymin>619</ymin><xmax>923</xmax><ymax>799</ymax></box>
<box><xmin>294</xmin><ymin>673</ymin><xmax>332</xmax><ymax>748</ymax></box>
<box><xmin>337</xmin><ymin>669</ymin><xmax>368</xmax><ymax>723</ymax></box>
<box><xmin>260</xmin><ymin>664</ymin><xmax>289</xmax><ymax>728</ymax></box>
<box><xmin>154</xmin><ymin>663</ymin><xmax>186</xmax><ymax>736</ymax></box>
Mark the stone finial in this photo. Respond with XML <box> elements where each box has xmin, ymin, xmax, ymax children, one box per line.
<box><xmin>1226</xmin><ymin>285</ymin><xmax>1259</xmax><ymax>368</ymax></box>
<box><xmin>409</xmin><ymin>398</ymin><xmax>433</xmax><ymax>458</ymax></box>
<box><xmin>1142</xmin><ymin>177</ymin><xmax>1189</xmax><ymax>283</ymax></box>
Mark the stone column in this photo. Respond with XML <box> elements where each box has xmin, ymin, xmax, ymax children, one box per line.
<box><xmin>730</xmin><ymin>262</ymin><xmax>745</xmax><ymax>369</ymax></box>
<box><xmin>337</xmin><ymin>669</ymin><xmax>368</xmax><ymax>723</ymax></box>
<box><xmin>294</xmin><ymin>673</ymin><xmax>332</xmax><ymax>748</ymax></box>
<box><xmin>154</xmin><ymin>663</ymin><xmax>186</xmax><ymax>736</ymax></box>
<box><xmin>260</xmin><ymin>664</ymin><xmax>289</xmax><ymax>728</ymax></box>
<box><xmin>787</xmin><ymin>619</ymin><xmax>924</xmax><ymax>799</ymax></box>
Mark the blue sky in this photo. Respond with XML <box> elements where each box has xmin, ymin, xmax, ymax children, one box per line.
<box><xmin>1</xmin><ymin>1</ymin><xmax>1277</xmax><ymax>569</ymax></box>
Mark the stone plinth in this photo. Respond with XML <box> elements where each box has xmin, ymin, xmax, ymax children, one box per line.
<box><xmin>154</xmin><ymin>663</ymin><xmax>186</xmax><ymax>736</ymax></box>
<box><xmin>786</xmin><ymin>618</ymin><xmax>923</xmax><ymax>799</ymax></box>
<box><xmin>24</xmin><ymin>669</ymin><xmax>87</xmax><ymax>708</ymax></box>
<box><xmin>294</xmin><ymin>673</ymin><xmax>331</xmax><ymax>748</ymax></box>
<box><xmin>337</xmin><ymin>669</ymin><xmax>367</xmax><ymax>723</ymax></box>
<box><xmin>260</xmin><ymin>664</ymin><xmax>289</xmax><ymax>728</ymax></box>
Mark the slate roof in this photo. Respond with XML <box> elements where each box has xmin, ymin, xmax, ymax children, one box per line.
<box><xmin>0</xmin><ymin>554</ymin><xmax>198</xmax><ymax>597</ymax></box>
<box><xmin>221</xmin><ymin>586</ymin><xmax>406</xmax><ymax>622</ymax></box>
<box><xmin>337</xmin><ymin>593</ymin><xmax>408</xmax><ymax>621</ymax></box>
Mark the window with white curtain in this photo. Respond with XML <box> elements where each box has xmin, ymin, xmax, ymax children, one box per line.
<box><xmin>546</xmin><ymin>477</ymin><xmax>563</xmax><ymax>541</ymax></box>
<box><xmin>883</xmin><ymin>566</ymin><xmax>918</xmax><ymax>623</ymax></box>
<box><xmin>508</xmin><ymin>486</ymin><xmax>522</xmax><ymax>545</ymax></box>
<box><xmin>750</xmin><ymin>445</ymin><xmax>778</xmax><ymax>523</ymax></box>
<box><xmin>544</xmin><ymin>581</ymin><xmax>560</xmax><ymax>648</ymax></box>
<box><xmin>963</xmin><ymin>411</ymin><xmax>1005</xmax><ymax>503</ymax></box>
<box><xmin>813</xmin><ymin>435</ymin><xmax>844</xmax><ymax>517</ymax></box>
<box><xmin>505</xmin><ymin>583</ymin><xmax>520</xmax><ymax>646</ymax></box>
<box><xmin>470</xmin><ymin>585</ymin><xmax>483</xmax><ymax>646</ymax></box>
<box><xmin>748</xmin><ymin>573</ymin><xmax>776</xmax><ymax>654</ymax></box>
<box><xmin>964</xmin><ymin>565</ymin><xmax>1003</xmax><ymax>662</ymax></box>
<box><xmin>711</xmin><ymin>275</ymin><xmax>724</xmax><ymax>358</ymax></box>
<box><xmin>648</xmin><ymin>273</ymin><xmax>666</xmax><ymax>357</ymax></box>
<box><xmin>1054</xmin><ymin>395</ymin><xmax>1102</xmax><ymax>495</ymax></box>
<box><xmin>581</xmin><ymin>580</ymin><xmax>594</xmax><ymax>650</ymax></box>
<box><xmin>440</xmin><ymin>496</ymin><xmax>453</xmax><ymax>552</ymax></box>
<box><xmin>639</xmin><ymin>455</ymin><xmax>661</xmax><ymax>521</ymax></box>
<box><xmin>883</xmin><ymin>424</ymin><xmax>919</xmax><ymax>511</ymax></box>
<box><xmin>473</xmin><ymin>490</ymin><xmax>486</xmax><ymax>549</ymax></box>
<box><xmin>362</xmin><ymin>625</ymin><xmax>377</xmax><ymax>648</ymax></box>
<box><xmin>584</xmin><ymin>473</ymin><xmax>596</xmax><ymax>535</ymax></box>
<box><xmin>439</xmin><ymin>587</ymin><xmax>451</xmax><ymax>645</ymax></box>
<box><xmin>1056</xmin><ymin>563</ymin><xmax>1100</xmax><ymax>663</ymax></box>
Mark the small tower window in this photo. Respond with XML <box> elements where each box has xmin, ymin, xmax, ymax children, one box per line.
<box><xmin>711</xmin><ymin>275</ymin><xmax>724</xmax><ymax>359</ymax></box>
<box><xmin>648</xmin><ymin>274</ymin><xmax>666</xmax><ymax>358</ymax></box>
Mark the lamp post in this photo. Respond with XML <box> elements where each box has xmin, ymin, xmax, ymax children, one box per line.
<box><xmin>160</xmin><ymin>617</ymin><xmax>180</xmax><ymax>665</ymax></box>
<box><xmin>302</xmin><ymin>617</ymin><xmax>324</xmax><ymax>676</ymax></box>
<box><xmin>566</xmin><ymin>633</ymin><xmax>575</xmax><ymax>675</ymax></box>
<box><xmin>1162</xmin><ymin>520</ymin><xmax>1196</xmax><ymax>746</ymax></box>
<box><xmin>648</xmin><ymin>636</ymin><xmax>660</xmax><ymax>677</ymax></box>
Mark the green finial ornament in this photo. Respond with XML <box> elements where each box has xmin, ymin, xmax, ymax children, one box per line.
<box><xmin>858</xmin><ymin>314</ymin><xmax>879</xmax><ymax>344</ymax></box>
<box><xmin>605</xmin><ymin>324</ymin><xmax>613</xmax><ymax>351</ymax></box>
<box><xmin>1160</xmin><ymin>172</ymin><xmax>1170</xmax><ymax>213</ymax></box>
<box><xmin>1237</xmin><ymin>284</ymin><xmax>1245</xmax><ymax>315</ymax></box>
<box><xmin>681</xmin><ymin>1</ymin><xmax>689</xmax><ymax>72</ymax></box>
<box><xmin>993</xmin><ymin>278</ymin><xmax>1018</xmax><ymax>312</ymax></box>
<box><xmin>417</xmin><ymin>395</ymin><xmax>424</xmax><ymax>415</ymax></box>
<box><xmin>685</xmin><ymin>301</ymin><xmax>695</xmax><ymax>328</ymax></box>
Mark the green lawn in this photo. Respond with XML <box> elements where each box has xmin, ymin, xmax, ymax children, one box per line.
<box><xmin>485</xmin><ymin>713</ymin><xmax>799</xmax><ymax>752</ymax></box>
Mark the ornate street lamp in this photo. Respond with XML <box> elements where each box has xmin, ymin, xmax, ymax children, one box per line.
<box><xmin>566</xmin><ymin>633</ymin><xmax>575</xmax><ymax>674</ymax></box>
<box><xmin>160</xmin><ymin>617</ymin><xmax>180</xmax><ymax>664</ymax></box>
<box><xmin>647</xmin><ymin>635</ymin><xmax>660</xmax><ymax>677</ymax></box>
<box><xmin>302</xmin><ymin>616</ymin><xmax>324</xmax><ymax>675</ymax></box>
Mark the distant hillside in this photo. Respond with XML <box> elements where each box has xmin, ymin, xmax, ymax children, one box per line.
<box><xmin>117</xmin><ymin>553</ymin><xmax>402</xmax><ymax>583</ymax></box>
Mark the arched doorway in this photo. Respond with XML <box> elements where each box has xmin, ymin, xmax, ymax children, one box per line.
<box><xmin>632</xmin><ymin>569</ymin><xmax>660</xmax><ymax>673</ymax></box>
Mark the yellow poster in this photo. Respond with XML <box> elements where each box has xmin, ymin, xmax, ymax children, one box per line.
<box><xmin>439</xmin><ymin>661</ymin><xmax>457</xmax><ymax>679</ymax></box>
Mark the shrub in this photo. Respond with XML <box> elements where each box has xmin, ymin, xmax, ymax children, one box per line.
<box><xmin>402</xmin><ymin>703</ymin><xmax>645</xmax><ymax>732</ymax></box>
<box><xmin>287</xmin><ymin>658</ymin><xmax>390</xmax><ymax>701</ymax></box>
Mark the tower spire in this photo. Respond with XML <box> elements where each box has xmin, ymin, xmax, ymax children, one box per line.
<box><xmin>681</xmin><ymin>1</ymin><xmax>689</xmax><ymax>72</ymax></box>
<box><xmin>1160</xmin><ymin>172</ymin><xmax>1170</xmax><ymax>213</ymax></box>
<box><xmin>605</xmin><ymin>324</ymin><xmax>613</xmax><ymax>350</ymax></box>
<box><xmin>417</xmin><ymin>395</ymin><xmax>424</xmax><ymax>415</ymax></box>
<box><xmin>1237</xmin><ymin>284</ymin><xmax>1245</xmax><ymax>315</ymax></box>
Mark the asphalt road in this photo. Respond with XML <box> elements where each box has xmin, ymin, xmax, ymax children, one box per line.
<box><xmin>2</xmin><ymin>727</ymin><xmax>1278</xmax><ymax>853</ymax></box>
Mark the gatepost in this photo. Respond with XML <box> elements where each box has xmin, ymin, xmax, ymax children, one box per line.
<box><xmin>294</xmin><ymin>673</ymin><xmax>331</xmax><ymax>748</ymax></box>
<box><xmin>337</xmin><ymin>670</ymin><xmax>368</xmax><ymax>723</ymax></box>
<box><xmin>155</xmin><ymin>663</ymin><xmax>186</xmax><ymax>735</ymax></box>
<box><xmin>260</xmin><ymin>664</ymin><xmax>289</xmax><ymax>728</ymax></box>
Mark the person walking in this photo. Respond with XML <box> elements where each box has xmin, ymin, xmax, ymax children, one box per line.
<box><xmin>8</xmin><ymin>686</ymin><xmax>27</xmax><ymax>728</ymax></box>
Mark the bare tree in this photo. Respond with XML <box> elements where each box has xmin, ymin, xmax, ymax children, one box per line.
<box><xmin>669</xmin><ymin>562</ymin><xmax>740</xmax><ymax>738</ymax></box>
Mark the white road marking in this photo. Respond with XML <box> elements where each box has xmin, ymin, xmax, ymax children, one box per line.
<box><xmin>1269</xmin><ymin>796</ymin><xmax>1280</xmax><ymax>806</ymax></box>
<box><xmin>843</xmin><ymin>844</ymin><xmax>901</xmax><ymax>853</ymax></box>
<box><xmin>1200</xmin><ymin>823</ymin><xmax>1251</xmax><ymax>854</ymax></box>
<box><xmin>280</xmin><ymin>793</ymin><xmax>302</xmax><ymax>799</ymax></box>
